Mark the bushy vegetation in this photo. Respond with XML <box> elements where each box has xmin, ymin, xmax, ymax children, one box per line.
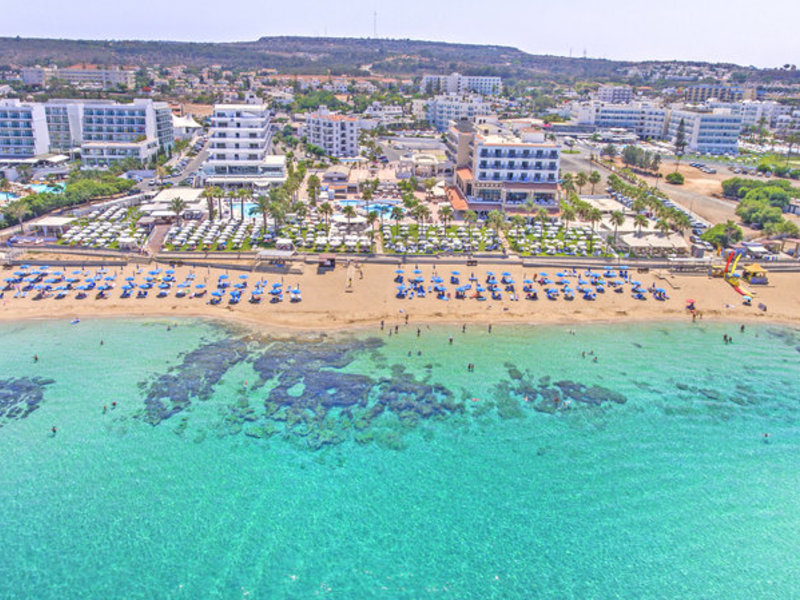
<box><xmin>1</xmin><ymin>171</ymin><xmax>136</xmax><ymax>227</ymax></box>
<box><xmin>701</xmin><ymin>221</ymin><xmax>743</xmax><ymax>248</ymax></box>
<box><xmin>721</xmin><ymin>177</ymin><xmax>800</xmax><ymax>200</ymax></box>
<box><xmin>665</xmin><ymin>172</ymin><xmax>684</xmax><ymax>185</ymax></box>
<box><xmin>621</xmin><ymin>145</ymin><xmax>662</xmax><ymax>175</ymax></box>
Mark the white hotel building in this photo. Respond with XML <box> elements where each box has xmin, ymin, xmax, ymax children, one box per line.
<box><xmin>305</xmin><ymin>106</ymin><xmax>359</xmax><ymax>157</ymax></box>
<box><xmin>0</xmin><ymin>99</ymin><xmax>50</xmax><ymax>158</ymax></box>
<box><xmin>450</xmin><ymin>125</ymin><xmax>560</xmax><ymax>215</ymax></box>
<box><xmin>666</xmin><ymin>108</ymin><xmax>742</xmax><ymax>154</ymax></box>
<box><xmin>427</xmin><ymin>94</ymin><xmax>492</xmax><ymax>131</ymax></box>
<box><xmin>573</xmin><ymin>101</ymin><xmax>667</xmax><ymax>139</ymax></box>
<box><xmin>204</xmin><ymin>104</ymin><xmax>286</xmax><ymax>191</ymax></box>
<box><xmin>420</xmin><ymin>73</ymin><xmax>503</xmax><ymax>96</ymax></box>
<box><xmin>0</xmin><ymin>98</ymin><xmax>173</xmax><ymax>165</ymax></box>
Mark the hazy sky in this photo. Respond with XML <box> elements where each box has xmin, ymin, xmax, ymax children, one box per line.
<box><xmin>2</xmin><ymin>0</ymin><xmax>797</xmax><ymax>67</ymax></box>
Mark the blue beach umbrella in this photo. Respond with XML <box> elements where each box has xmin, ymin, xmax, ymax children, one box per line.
<box><xmin>395</xmin><ymin>269</ymin><xmax>404</xmax><ymax>274</ymax></box>
<box><xmin>211</xmin><ymin>291</ymin><xmax>222</xmax><ymax>297</ymax></box>
<box><xmin>165</xmin><ymin>269</ymin><xmax>175</xmax><ymax>274</ymax></box>
<box><xmin>219</xmin><ymin>274</ymin><xmax>228</xmax><ymax>279</ymax></box>
<box><xmin>272</xmin><ymin>282</ymin><xmax>282</xmax><ymax>288</ymax></box>
<box><xmin>98</xmin><ymin>284</ymin><xmax>112</xmax><ymax>291</ymax></box>
<box><xmin>158</xmin><ymin>283</ymin><xmax>170</xmax><ymax>289</ymax></box>
<box><xmin>239</xmin><ymin>274</ymin><xmax>248</xmax><ymax>279</ymax></box>
<box><xmin>125</xmin><ymin>276</ymin><xmax>135</xmax><ymax>281</ymax></box>
<box><xmin>195</xmin><ymin>284</ymin><xmax>206</xmax><ymax>289</ymax></box>
<box><xmin>451</xmin><ymin>270</ymin><xmax>460</xmax><ymax>275</ymax></box>
<box><xmin>139</xmin><ymin>283</ymin><xmax>152</xmax><ymax>289</ymax></box>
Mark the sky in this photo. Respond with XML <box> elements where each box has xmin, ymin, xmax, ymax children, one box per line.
<box><xmin>2</xmin><ymin>0</ymin><xmax>798</xmax><ymax>68</ymax></box>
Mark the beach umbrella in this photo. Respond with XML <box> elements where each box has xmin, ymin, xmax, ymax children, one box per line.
<box><xmin>148</xmin><ymin>270</ymin><xmax>160</xmax><ymax>275</ymax></box>
<box><xmin>476</xmin><ymin>284</ymin><xmax>486</xmax><ymax>292</ymax></box>
<box><xmin>523</xmin><ymin>278</ymin><xmax>533</xmax><ymax>284</ymax></box>
<box><xmin>219</xmin><ymin>274</ymin><xmax>228</xmax><ymax>279</ymax></box>
<box><xmin>251</xmin><ymin>289</ymin><xmax>262</xmax><ymax>295</ymax></box>
<box><xmin>4</xmin><ymin>277</ymin><xmax>18</xmax><ymax>282</ymax></box>
<box><xmin>539</xmin><ymin>272</ymin><xmax>548</xmax><ymax>277</ymax></box>
<box><xmin>177</xmin><ymin>283</ymin><xmax>189</xmax><ymax>288</ymax></box>
<box><xmin>239</xmin><ymin>274</ymin><xmax>248</xmax><ymax>279</ymax></box>
<box><xmin>685</xmin><ymin>298</ymin><xmax>695</xmax><ymax>304</ymax></box>
<box><xmin>395</xmin><ymin>269</ymin><xmax>404</xmax><ymax>274</ymax></box>
<box><xmin>34</xmin><ymin>284</ymin><xmax>47</xmax><ymax>290</ymax></box>
<box><xmin>158</xmin><ymin>283</ymin><xmax>171</xmax><ymax>289</ymax></box>
<box><xmin>451</xmin><ymin>270</ymin><xmax>460</xmax><ymax>275</ymax></box>
<box><xmin>104</xmin><ymin>276</ymin><xmax>115</xmax><ymax>281</ymax></box>
<box><xmin>98</xmin><ymin>284</ymin><xmax>112</xmax><ymax>291</ymax></box>
<box><xmin>432</xmin><ymin>276</ymin><xmax>443</xmax><ymax>283</ymax></box>
<box><xmin>654</xmin><ymin>287</ymin><xmax>666</xmax><ymax>293</ymax></box>
<box><xmin>139</xmin><ymin>283</ymin><xmax>152</xmax><ymax>289</ymax></box>
<box><xmin>502</xmin><ymin>271</ymin><xmax>511</xmax><ymax>277</ymax></box>
<box><xmin>564</xmin><ymin>287</ymin><xmax>574</xmax><ymax>293</ymax></box>
<box><xmin>125</xmin><ymin>276</ymin><xmax>135</xmax><ymax>281</ymax></box>
<box><xmin>166</xmin><ymin>269</ymin><xmax>175</xmax><ymax>274</ymax></box>
<box><xmin>121</xmin><ymin>284</ymin><xmax>133</xmax><ymax>290</ymax></box>
<box><xmin>56</xmin><ymin>285</ymin><xmax>69</xmax><ymax>291</ymax></box>
<box><xmin>65</xmin><ymin>277</ymin><xmax>79</xmax><ymax>283</ymax></box>
<box><xmin>145</xmin><ymin>276</ymin><xmax>154</xmax><ymax>282</ymax></box>
<box><xmin>397</xmin><ymin>284</ymin><xmax>406</xmax><ymax>291</ymax></box>
<box><xmin>272</xmin><ymin>282</ymin><xmax>283</xmax><ymax>288</ymax></box>
<box><xmin>195</xmin><ymin>284</ymin><xmax>206</xmax><ymax>289</ymax></box>
<box><xmin>71</xmin><ymin>270</ymin><xmax>82</xmax><ymax>275</ymax></box>
<box><xmin>234</xmin><ymin>283</ymin><xmax>246</xmax><ymax>289</ymax></box>
<box><xmin>19</xmin><ymin>264</ymin><xmax>30</xmax><ymax>269</ymax></box>
<box><xmin>211</xmin><ymin>291</ymin><xmax>222</xmax><ymax>297</ymax></box>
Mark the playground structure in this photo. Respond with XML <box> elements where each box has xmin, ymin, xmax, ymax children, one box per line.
<box><xmin>719</xmin><ymin>252</ymin><xmax>768</xmax><ymax>298</ymax></box>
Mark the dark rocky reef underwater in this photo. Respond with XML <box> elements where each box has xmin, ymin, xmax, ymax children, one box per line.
<box><xmin>0</xmin><ymin>376</ymin><xmax>55</xmax><ymax>427</ymax></box>
<box><xmin>137</xmin><ymin>334</ymin><xmax>632</xmax><ymax>450</ymax></box>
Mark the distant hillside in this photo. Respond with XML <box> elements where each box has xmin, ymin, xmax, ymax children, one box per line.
<box><xmin>0</xmin><ymin>36</ymin><xmax>795</xmax><ymax>84</ymax></box>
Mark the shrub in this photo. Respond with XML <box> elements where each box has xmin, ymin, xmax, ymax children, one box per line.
<box><xmin>665</xmin><ymin>172</ymin><xmax>684</xmax><ymax>185</ymax></box>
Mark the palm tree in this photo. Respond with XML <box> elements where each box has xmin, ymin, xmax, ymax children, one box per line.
<box><xmin>575</xmin><ymin>171</ymin><xmax>588</xmax><ymax>194</ymax></box>
<box><xmin>390</xmin><ymin>206</ymin><xmax>404</xmax><ymax>237</ymax></box>
<box><xmin>536</xmin><ymin>208</ymin><xmax>549</xmax><ymax>243</ymax></box>
<box><xmin>5</xmin><ymin>200</ymin><xmax>29</xmax><ymax>233</ymax></box>
<box><xmin>609</xmin><ymin>210</ymin><xmax>625</xmax><ymax>245</ymax></box>
<box><xmin>268</xmin><ymin>199</ymin><xmax>287</xmax><ymax>233</ymax></box>
<box><xmin>439</xmin><ymin>205</ymin><xmax>453</xmax><ymax>229</ymax></box>
<box><xmin>319</xmin><ymin>202</ymin><xmax>334</xmax><ymax>232</ymax></box>
<box><xmin>464</xmin><ymin>210</ymin><xmax>478</xmax><ymax>249</ymax></box>
<box><xmin>254</xmin><ymin>195</ymin><xmax>271</xmax><ymax>234</ymax></box>
<box><xmin>155</xmin><ymin>165</ymin><xmax>168</xmax><ymax>185</ymax></box>
<box><xmin>366</xmin><ymin>210</ymin><xmax>379</xmax><ymax>236</ymax></box>
<box><xmin>423</xmin><ymin>177</ymin><xmax>437</xmax><ymax>199</ymax></box>
<box><xmin>487</xmin><ymin>209</ymin><xmax>506</xmax><ymax>235</ymax></box>
<box><xmin>361</xmin><ymin>185</ymin><xmax>373</xmax><ymax>216</ymax></box>
<box><xmin>201</xmin><ymin>186</ymin><xmax>216</xmax><ymax>221</ymax></box>
<box><xmin>236</xmin><ymin>188</ymin><xmax>252</xmax><ymax>221</ymax></box>
<box><xmin>656</xmin><ymin>219</ymin><xmax>671</xmax><ymax>237</ymax></box>
<box><xmin>306</xmin><ymin>174</ymin><xmax>321</xmax><ymax>206</ymax></box>
<box><xmin>561</xmin><ymin>204</ymin><xmax>576</xmax><ymax>235</ymax></box>
<box><xmin>342</xmin><ymin>205</ymin><xmax>356</xmax><ymax>231</ymax></box>
<box><xmin>588</xmin><ymin>170</ymin><xmax>601</xmax><ymax>194</ymax></box>
<box><xmin>561</xmin><ymin>173</ymin><xmax>574</xmax><ymax>201</ymax></box>
<box><xmin>211</xmin><ymin>186</ymin><xmax>224</xmax><ymax>220</ymax></box>
<box><xmin>169</xmin><ymin>197</ymin><xmax>187</xmax><ymax>226</ymax></box>
<box><xmin>524</xmin><ymin>198</ymin><xmax>536</xmax><ymax>223</ymax></box>
<box><xmin>634</xmin><ymin>213</ymin><xmax>648</xmax><ymax>237</ymax></box>
<box><xmin>588</xmin><ymin>208</ymin><xmax>603</xmax><ymax>252</ymax></box>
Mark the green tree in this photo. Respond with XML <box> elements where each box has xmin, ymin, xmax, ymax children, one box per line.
<box><xmin>610</xmin><ymin>210</ymin><xmax>625</xmax><ymax>245</ymax></box>
<box><xmin>633</xmin><ymin>213</ymin><xmax>648</xmax><ymax>237</ymax></box>
<box><xmin>674</xmin><ymin>118</ymin><xmax>687</xmax><ymax>172</ymax></box>
<box><xmin>5</xmin><ymin>200</ymin><xmax>29</xmax><ymax>232</ymax></box>
<box><xmin>254</xmin><ymin>195</ymin><xmax>271</xmax><ymax>234</ymax></box>
<box><xmin>236</xmin><ymin>187</ymin><xmax>252</xmax><ymax>220</ymax></box>
<box><xmin>169</xmin><ymin>197</ymin><xmax>187</xmax><ymax>226</ymax></box>
<box><xmin>588</xmin><ymin>170</ymin><xmax>601</xmax><ymax>194</ymax></box>
<box><xmin>575</xmin><ymin>171</ymin><xmax>588</xmax><ymax>194</ymax></box>
<box><xmin>306</xmin><ymin>174</ymin><xmax>321</xmax><ymax>206</ymax></box>
<box><xmin>439</xmin><ymin>205</ymin><xmax>453</xmax><ymax>229</ymax></box>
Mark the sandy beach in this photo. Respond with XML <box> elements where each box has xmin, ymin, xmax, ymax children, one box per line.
<box><xmin>2</xmin><ymin>258</ymin><xmax>799</xmax><ymax>331</ymax></box>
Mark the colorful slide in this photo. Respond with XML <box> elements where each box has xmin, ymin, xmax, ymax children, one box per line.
<box><xmin>726</xmin><ymin>276</ymin><xmax>756</xmax><ymax>297</ymax></box>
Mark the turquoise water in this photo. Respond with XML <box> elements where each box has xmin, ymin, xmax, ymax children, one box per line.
<box><xmin>0</xmin><ymin>318</ymin><xmax>799</xmax><ymax>598</ymax></box>
<box><xmin>338</xmin><ymin>199</ymin><xmax>398</xmax><ymax>217</ymax></box>
<box><xmin>27</xmin><ymin>182</ymin><xmax>65</xmax><ymax>194</ymax></box>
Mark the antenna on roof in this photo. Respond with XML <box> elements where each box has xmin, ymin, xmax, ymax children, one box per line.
<box><xmin>373</xmin><ymin>11</ymin><xmax>377</xmax><ymax>38</ymax></box>
<box><xmin>583</xmin><ymin>48</ymin><xmax>587</xmax><ymax>59</ymax></box>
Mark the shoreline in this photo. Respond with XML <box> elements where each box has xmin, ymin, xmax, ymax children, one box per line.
<box><xmin>2</xmin><ymin>260</ymin><xmax>798</xmax><ymax>333</ymax></box>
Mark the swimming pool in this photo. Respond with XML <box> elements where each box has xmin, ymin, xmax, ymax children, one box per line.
<box><xmin>338</xmin><ymin>200</ymin><xmax>400</xmax><ymax>217</ymax></box>
<box><xmin>27</xmin><ymin>183</ymin><xmax>65</xmax><ymax>194</ymax></box>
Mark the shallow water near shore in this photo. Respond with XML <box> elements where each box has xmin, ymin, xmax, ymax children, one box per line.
<box><xmin>0</xmin><ymin>317</ymin><xmax>799</xmax><ymax>599</ymax></box>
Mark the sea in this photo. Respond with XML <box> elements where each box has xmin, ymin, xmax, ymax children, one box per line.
<box><xmin>0</xmin><ymin>317</ymin><xmax>798</xmax><ymax>599</ymax></box>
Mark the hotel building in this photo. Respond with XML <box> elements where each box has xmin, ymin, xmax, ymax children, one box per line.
<box><xmin>305</xmin><ymin>106</ymin><xmax>360</xmax><ymax>157</ymax></box>
<box><xmin>420</xmin><ymin>73</ymin><xmax>502</xmax><ymax>96</ymax></box>
<box><xmin>204</xmin><ymin>103</ymin><xmax>286</xmax><ymax>190</ymax></box>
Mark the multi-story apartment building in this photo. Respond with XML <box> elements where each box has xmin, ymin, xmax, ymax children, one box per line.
<box><xmin>684</xmin><ymin>84</ymin><xmax>756</xmax><ymax>104</ymax></box>
<box><xmin>1</xmin><ymin>98</ymin><xmax>173</xmax><ymax>165</ymax></box>
<box><xmin>427</xmin><ymin>94</ymin><xmax>492</xmax><ymax>131</ymax></box>
<box><xmin>573</xmin><ymin>102</ymin><xmax>667</xmax><ymax>139</ymax></box>
<box><xmin>666</xmin><ymin>108</ymin><xmax>742</xmax><ymax>154</ymax></box>
<box><xmin>305</xmin><ymin>106</ymin><xmax>359</xmax><ymax>157</ymax></box>
<box><xmin>0</xmin><ymin>99</ymin><xmax>50</xmax><ymax>158</ymax></box>
<box><xmin>775</xmin><ymin>110</ymin><xmax>800</xmax><ymax>135</ymax></box>
<box><xmin>204</xmin><ymin>103</ymin><xmax>286</xmax><ymax>191</ymax></box>
<box><xmin>44</xmin><ymin>100</ymin><xmax>85</xmax><ymax>151</ymax></box>
<box><xmin>81</xmin><ymin>99</ymin><xmax>173</xmax><ymax>167</ymax></box>
<box><xmin>706</xmin><ymin>100</ymin><xmax>792</xmax><ymax>129</ymax></box>
<box><xmin>420</xmin><ymin>73</ymin><xmax>502</xmax><ymax>96</ymax></box>
<box><xmin>448</xmin><ymin>121</ymin><xmax>560</xmax><ymax>215</ymax></box>
<box><xmin>362</xmin><ymin>102</ymin><xmax>405</xmax><ymax>127</ymax></box>
<box><xmin>21</xmin><ymin>65</ymin><xmax>136</xmax><ymax>89</ymax></box>
<box><xmin>596</xmin><ymin>85</ymin><xmax>633</xmax><ymax>104</ymax></box>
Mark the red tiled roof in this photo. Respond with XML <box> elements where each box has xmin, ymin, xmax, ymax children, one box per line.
<box><xmin>456</xmin><ymin>167</ymin><xmax>474</xmax><ymax>182</ymax></box>
<box><xmin>446</xmin><ymin>186</ymin><xmax>469</xmax><ymax>211</ymax></box>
